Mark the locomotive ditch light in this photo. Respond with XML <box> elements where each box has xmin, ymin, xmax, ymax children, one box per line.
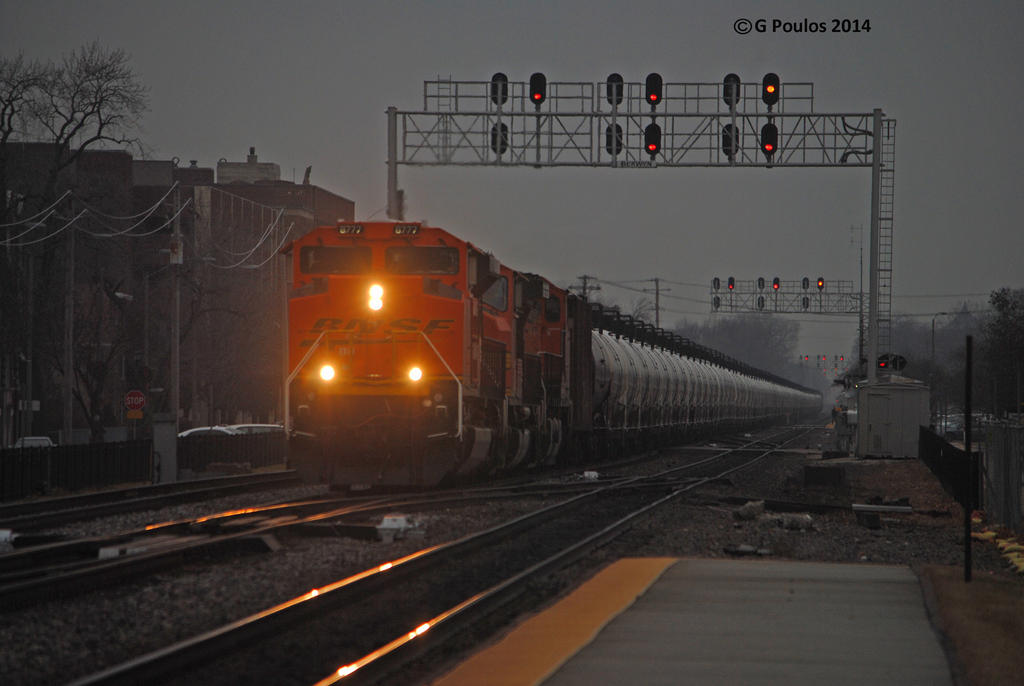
<box><xmin>408</xmin><ymin>367</ymin><xmax>423</xmax><ymax>382</ymax></box>
<box><xmin>319</xmin><ymin>364</ymin><xmax>336</xmax><ymax>381</ymax></box>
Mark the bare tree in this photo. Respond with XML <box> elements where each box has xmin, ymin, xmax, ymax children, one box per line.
<box><xmin>0</xmin><ymin>53</ymin><xmax>45</xmax><ymax>221</ymax></box>
<box><xmin>1</xmin><ymin>44</ymin><xmax>148</xmax><ymax>442</ymax></box>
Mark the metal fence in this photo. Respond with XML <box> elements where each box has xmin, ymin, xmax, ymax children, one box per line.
<box><xmin>178</xmin><ymin>432</ymin><xmax>286</xmax><ymax>473</ymax></box>
<box><xmin>918</xmin><ymin>427</ymin><xmax>976</xmax><ymax>508</ymax></box>
<box><xmin>0</xmin><ymin>440</ymin><xmax>152</xmax><ymax>502</ymax></box>
<box><xmin>983</xmin><ymin>424</ymin><xmax>1024</xmax><ymax>530</ymax></box>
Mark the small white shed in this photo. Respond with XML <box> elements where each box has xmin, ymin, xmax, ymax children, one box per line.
<box><xmin>856</xmin><ymin>376</ymin><xmax>930</xmax><ymax>458</ymax></box>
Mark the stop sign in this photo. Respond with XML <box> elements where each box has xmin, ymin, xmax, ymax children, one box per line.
<box><xmin>125</xmin><ymin>390</ymin><xmax>146</xmax><ymax>411</ymax></box>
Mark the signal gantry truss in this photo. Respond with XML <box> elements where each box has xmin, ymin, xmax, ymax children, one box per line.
<box><xmin>710</xmin><ymin>280</ymin><xmax>860</xmax><ymax>314</ymax></box>
<box><xmin>392</xmin><ymin>79</ymin><xmax>880</xmax><ymax>168</ymax></box>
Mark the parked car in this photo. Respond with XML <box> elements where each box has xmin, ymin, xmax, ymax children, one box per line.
<box><xmin>177</xmin><ymin>426</ymin><xmax>240</xmax><ymax>438</ymax></box>
<box><xmin>226</xmin><ymin>423</ymin><xmax>284</xmax><ymax>435</ymax></box>
<box><xmin>13</xmin><ymin>436</ymin><xmax>55</xmax><ymax>448</ymax></box>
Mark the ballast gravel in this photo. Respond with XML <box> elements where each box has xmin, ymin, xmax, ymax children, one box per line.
<box><xmin>0</xmin><ymin>439</ymin><xmax>1016</xmax><ymax>685</ymax></box>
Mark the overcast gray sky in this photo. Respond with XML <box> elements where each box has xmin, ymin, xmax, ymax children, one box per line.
<box><xmin>3</xmin><ymin>0</ymin><xmax>1022</xmax><ymax>359</ymax></box>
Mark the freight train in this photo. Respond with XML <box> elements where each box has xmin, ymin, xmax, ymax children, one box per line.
<box><xmin>285</xmin><ymin>220</ymin><xmax>821</xmax><ymax>489</ymax></box>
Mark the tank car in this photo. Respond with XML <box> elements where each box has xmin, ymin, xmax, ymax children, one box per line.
<box><xmin>285</xmin><ymin>220</ymin><xmax>820</xmax><ymax>489</ymax></box>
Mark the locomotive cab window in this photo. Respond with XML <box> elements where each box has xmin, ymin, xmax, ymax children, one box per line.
<box><xmin>386</xmin><ymin>246</ymin><xmax>459</xmax><ymax>274</ymax></box>
<box><xmin>544</xmin><ymin>296</ymin><xmax>561</xmax><ymax>322</ymax></box>
<box><xmin>482</xmin><ymin>276</ymin><xmax>508</xmax><ymax>311</ymax></box>
<box><xmin>299</xmin><ymin>246</ymin><xmax>371</xmax><ymax>274</ymax></box>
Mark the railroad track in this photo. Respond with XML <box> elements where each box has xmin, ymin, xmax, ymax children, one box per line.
<box><xmin>0</xmin><ymin>470</ymin><xmax>302</xmax><ymax>531</ymax></box>
<box><xmin>68</xmin><ymin>426</ymin><xmax>816</xmax><ymax>685</ymax></box>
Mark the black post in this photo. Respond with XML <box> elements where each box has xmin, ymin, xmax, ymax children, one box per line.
<box><xmin>964</xmin><ymin>335</ymin><xmax>973</xmax><ymax>582</ymax></box>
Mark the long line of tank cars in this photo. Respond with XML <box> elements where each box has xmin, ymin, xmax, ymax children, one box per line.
<box><xmin>285</xmin><ymin>221</ymin><xmax>821</xmax><ymax>490</ymax></box>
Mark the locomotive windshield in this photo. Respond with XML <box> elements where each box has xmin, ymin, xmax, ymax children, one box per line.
<box><xmin>299</xmin><ymin>246</ymin><xmax>371</xmax><ymax>274</ymax></box>
<box><xmin>386</xmin><ymin>246</ymin><xmax>459</xmax><ymax>274</ymax></box>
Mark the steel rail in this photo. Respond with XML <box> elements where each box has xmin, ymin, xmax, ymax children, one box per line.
<box><xmin>69</xmin><ymin>427</ymin><xmax>815</xmax><ymax>685</ymax></box>
<box><xmin>0</xmin><ymin>471</ymin><xmax>300</xmax><ymax>531</ymax></box>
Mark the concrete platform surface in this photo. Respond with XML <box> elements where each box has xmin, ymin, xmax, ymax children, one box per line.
<box><xmin>432</xmin><ymin>558</ymin><xmax>953</xmax><ymax>686</ymax></box>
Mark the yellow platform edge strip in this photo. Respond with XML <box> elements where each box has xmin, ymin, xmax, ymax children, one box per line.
<box><xmin>431</xmin><ymin>557</ymin><xmax>679</xmax><ymax>686</ymax></box>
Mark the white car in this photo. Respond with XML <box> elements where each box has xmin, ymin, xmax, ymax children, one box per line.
<box><xmin>226</xmin><ymin>424</ymin><xmax>284</xmax><ymax>435</ymax></box>
<box><xmin>177</xmin><ymin>426</ymin><xmax>240</xmax><ymax>438</ymax></box>
<box><xmin>13</xmin><ymin>436</ymin><xmax>55</xmax><ymax>448</ymax></box>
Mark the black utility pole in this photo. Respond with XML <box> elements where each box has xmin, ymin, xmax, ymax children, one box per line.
<box><xmin>964</xmin><ymin>335</ymin><xmax>973</xmax><ymax>582</ymax></box>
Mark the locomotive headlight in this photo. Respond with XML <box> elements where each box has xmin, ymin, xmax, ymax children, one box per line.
<box><xmin>319</xmin><ymin>364</ymin><xmax>336</xmax><ymax>381</ymax></box>
<box><xmin>408</xmin><ymin>366</ymin><xmax>423</xmax><ymax>382</ymax></box>
<box><xmin>368</xmin><ymin>284</ymin><xmax>384</xmax><ymax>311</ymax></box>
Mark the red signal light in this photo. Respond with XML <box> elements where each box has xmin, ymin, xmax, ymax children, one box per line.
<box><xmin>533</xmin><ymin>92</ymin><xmax>541</xmax><ymax>101</ymax></box>
<box><xmin>766</xmin><ymin>84</ymin><xmax>776</xmax><ymax>94</ymax></box>
<box><xmin>764</xmin><ymin>143</ymin><xmax>774</xmax><ymax>151</ymax></box>
<box><xmin>647</xmin><ymin>143</ymin><xmax>657</xmax><ymax>152</ymax></box>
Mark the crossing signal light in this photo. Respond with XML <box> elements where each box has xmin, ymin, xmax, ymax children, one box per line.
<box><xmin>760</xmin><ymin>122</ymin><xmax>778</xmax><ymax>159</ymax></box>
<box><xmin>490</xmin><ymin>122</ymin><xmax>509</xmax><ymax>155</ymax></box>
<box><xmin>713</xmin><ymin>295</ymin><xmax>721</xmax><ymax>310</ymax></box>
<box><xmin>723</xmin><ymin>73</ymin><xmax>741</xmax><ymax>108</ymax></box>
<box><xmin>817</xmin><ymin>277</ymin><xmax>825</xmax><ymax>291</ymax></box>
<box><xmin>721</xmin><ymin>124</ymin><xmax>739</xmax><ymax>160</ymax></box>
<box><xmin>762</xmin><ymin>73</ymin><xmax>780</xmax><ymax>107</ymax></box>
<box><xmin>772</xmin><ymin>277</ymin><xmax>780</xmax><ymax>291</ymax></box>
<box><xmin>727</xmin><ymin>276</ymin><xmax>735</xmax><ymax>290</ymax></box>
<box><xmin>801</xmin><ymin>296</ymin><xmax>810</xmax><ymax>310</ymax></box>
<box><xmin>757</xmin><ymin>295</ymin><xmax>765</xmax><ymax>310</ymax></box>
<box><xmin>606</xmin><ymin>73</ymin><xmax>624</xmax><ymax>106</ymax></box>
<box><xmin>645</xmin><ymin>73</ymin><xmax>663</xmax><ymax>108</ymax></box>
<box><xmin>489</xmin><ymin>73</ymin><xmax>508</xmax><ymax>106</ymax></box>
<box><xmin>802</xmin><ymin>276</ymin><xmax>810</xmax><ymax>290</ymax></box>
<box><xmin>757</xmin><ymin>277</ymin><xmax>765</xmax><ymax>290</ymax></box>
<box><xmin>644</xmin><ymin>122</ymin><xmax>661</xmax><ymax>158</ymax></box>
<box><xmin>712</xmin><ymin>277</ymin><xmax>721</xmax><ymax>291</ymax></box>
<box><xmin>529</xmin><ymin>72</ymin><xmax>547</xmax><ymax>106</ymax></box>
<box><xmin>605</xmin><ymin>123</ymin><xmax>623</xmax><ymax>155</ymax></box>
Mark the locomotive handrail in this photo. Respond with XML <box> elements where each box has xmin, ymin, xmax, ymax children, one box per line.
<box><xmin>284</xmin><ymin>330</ymin><xmax>328</xmax><ymax>433</ymax></box>
<box><xmin>419</xmin><ymin>330</ymin><xmax>463</xmax><ymax>440</ymax></box>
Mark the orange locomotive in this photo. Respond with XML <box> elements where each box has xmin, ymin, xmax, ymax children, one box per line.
<box><xmin>285</xmin><ymin>220</ymin><xmax>586</xmax><ymax>488</ymax></box>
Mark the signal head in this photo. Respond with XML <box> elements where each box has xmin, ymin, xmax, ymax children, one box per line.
<box><xmin>772</xmin><ymin>277</ymin><xmax>780</xmax><ymax>291</ymax></box>
<box><xmin>645</xmin><ymin>72</ymin><xmax>663</xmax><ymax>108</ymax></box>
<box><xmin>529</xmin><ymin>72</ymin><xmax>547</xmax><ymax>105</ymax></box>
<box><xmin>723</xmin><ymin>73</ymin><xmax>741</xmax><ymax>108</ymax></box>
<box><xmin>489</xmin><ymin>72</ymin><xmax>508</xmax><ymax>106</ymax></box>
<box><xmin>727</xmin><ymin>276</ymin><xmax>735</xmax><ymax>290</ymax></box>
<box><xmin>644</xmin><ymin>122</ymin><xmax>661</xmax><ymax>158</ymax></box>
<box><xmin>761</xmin><ymin>73</ymin><xmax>780</xmax><ymax>107</ymax></box>
<box><xmin>760</xmin><ymin>122</ymin><xmax>778</xmax><ymax>159</ymax></box>
<box><xmin>817</xmin><ymin>277</ymin><xmax>825</xmax><ymax>291</ymax></box>
<box><xmin>606</xmin><ymin>73</ymin><xmax>624</xmax><ymax>106</ymax></box>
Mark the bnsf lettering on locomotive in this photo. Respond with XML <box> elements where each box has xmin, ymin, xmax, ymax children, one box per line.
<box><xmin>308</xmin><ymin>318</ymin><xmax>455</xmax><ymax>334</ymax></box>
<box><xmin>424</xmin><ymin>319</ymin><xmax>454</xmax><ymax>334</ymax></box>
<box><xmin>312</xmin><ymin>318</ymin><xmax>344</xmax><ymax>330</ymax></box>
<box><xmin>390</xmin><ymin>318</ymin><xmax>419</xmax><ymax>331</ymax></box>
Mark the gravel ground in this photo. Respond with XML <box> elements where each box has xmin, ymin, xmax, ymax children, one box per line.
<box><xmin>1</xmin><ymin>434</ymin><xmax>1019</xmax><ymax>685</ymax></box>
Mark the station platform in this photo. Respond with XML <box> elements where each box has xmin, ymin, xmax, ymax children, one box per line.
<box><xmin>431</xmin><ymin>557</ymin><xmax>953</xmax><ymax>686</ymax></box>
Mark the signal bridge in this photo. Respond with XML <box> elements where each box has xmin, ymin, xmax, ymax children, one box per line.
<box><xmin>710</xmin><ymin>279</ymin><xmax>860</xmax><ymax>314</ymax></box>
<box><xmin>390</xmin><ymin>76</ymin><xmax>876</xmax><ymax>168</ymax></box>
